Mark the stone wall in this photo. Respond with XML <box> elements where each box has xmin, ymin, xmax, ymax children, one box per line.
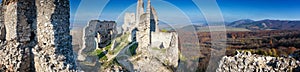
<box><xmin>150</xmin><ymin>32</ymin><xmax>179</xmax><ymax>67</ymax></box>
<box><xmin>0</xmin><ymin>0</ymin><xmax>37</xmax><ymax>71</ymax></box>
<box><xmin>0</xmin><ymin>4</ymin><xmax>5</xmax><ymax>41</ymax></box>
<box><xmin>217</xmin><ymin>51</ymin><xmax>300</xmax><ymax>72</ymax></box>
<box><xmin>33</xmin><ymin>0</ymin><xmax>77</xmax><ymax>71</ymax></box>
<box><xmin>0</xmin><ymin>0</ymin><xmax>77</xmax><ymax>71</ymax></box>
<box><xmin>128</xmin><ymin>0</ymin><xmax>179</xmax><ymax>71</ymax></box>
<box><xmin>122</xmin><ymin>13</ymin><xmax>135</xmax><ymax>33</ymax></box>
<box><xmin>77</xmin><ymin>20</ymin><xmax>101</xmax><ymax>71</ymax></box>
<box><xmin>80</xmin><ymin>20</ymin><xmax>100</xmax><ymax>61</ymax></box>
<box><xmin>151</xmin><ymin>32</ymin><xmax>175</xmax><ymax>49</ymax></box>
<box><xmin>97</xmin><ymin>21</ymin><xmax>116</xmax><ymax>48</ymax></box>
<box><xmin>77</xmin><ymin>20</ymin><xmax>116</xmax><ymax>71</ymax></box>
<box><xmin>136</xmin><ymin>0</ymin><xmax>151</xmax><ymax>52</ymax></box>
<box><xmin>150</xmin><ymin>6</ymin><xmax>159</xmax><ymax>32</ymax></box>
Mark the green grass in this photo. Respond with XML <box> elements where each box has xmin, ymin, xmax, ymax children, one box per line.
<box><xmin>89</xmin><ymin>49</ymin><xmax>102</xmax><ymax>56</ymax></box>
<box><xmin>100</xmin><ymin>56</ymin><xmax>108</xmax><ymax>62</ymax></box>
<box><xmin>161</xmin><ymin>29</ymin><xmax>169</xmax><ymax>32</ymax></box>
<box><xmin>88</xmin><ymin>49</ymin><xmax>107</xmax><ymax>60</ymax></box>
<box><xmin>151</xmin><ymin>47</ymin><xmax>167</xmax><ymax>53</ymax></box>
<box><xmin>129</xmin><ymin>43</ymin><xmax>138</xmax><ymax>55</ymax></box>
<box><xmin>101</xmin><ymin>58</ymin><xmax>120</xmax><ymax>69</ymax></box>
<box><xmin>105</xmin><ymin>44</ymin><xmax>112</xmax><ymax>50</ymax></box>
<box><xmin>108</xmin><ymin>33</ymin><xmax>130</xmax><ymax>55</ymax></box>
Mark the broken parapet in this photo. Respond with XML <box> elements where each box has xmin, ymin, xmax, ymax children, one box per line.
<box><xmin>0</xmin><ymin>0</ymin><xmax>77</xmax><ymax>71</ymax></box>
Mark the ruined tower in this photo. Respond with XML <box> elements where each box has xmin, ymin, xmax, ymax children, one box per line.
<box><xmin>150</xmin><ymin>6</ymin><xmax>159</xmax><ymax>32</ymax></box>
<box><xmin>136</xmin><ymin>0</ymin><xmax>144</xmax><ymax>28</ymax></box>
<box><xmin>0</xmin><ymin>0</ymin><xmax>77</xmax><ymax>71</ymax></box>
<box><xmin>136</xmin><ymin>0</ymin><xmax>151</xmax><ymax>50</ymax></box>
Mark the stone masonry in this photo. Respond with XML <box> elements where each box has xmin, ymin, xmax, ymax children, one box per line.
<box><xmin>136</xmin><ymin>0</ymin><xmax>151</xmax><ymax>51</ymax></box>
<box><xmin>77</xmin><ymin>20</ymin><xmax>116</xmax><ymax>71</ymax></box>
<box><xmin>78</xmin><ymin>20</ymin><xmax>116</xmax><ymax>61</ymax></box>
<box><xmin>0</xmin><ymin>0</ymin><xmax>37</xmax><ymax>71</ymax></box>
<box><xmin>0</xmin><ymin>4</ymin><xmax>5</xmax><ymax>41</ymax></box>
<box><xmin>121</xmin><ymin>0</ymin><xmax>179</xmax><ymax>71</ymax></box>
<box><xmin>33</xmin><ymin>0</ymin><xmax>76</xmax><ymax>71</ymax></box>
<box><xmin>217</xmin><ymin>51</ymin><xmax>300</xmax><ymax>72</ymax></box>
<box><xmin>122</xmin><ymin>13</ymin><xmax>135</xmax><ymax>33</ymax></box>
<box><xmin>0</xmin><ymin>0</ymin><xmax>77</xmax><ymax>71</ymax></box>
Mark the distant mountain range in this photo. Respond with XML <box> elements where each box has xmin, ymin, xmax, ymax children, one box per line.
<box><xmin>228</xmin><ymin>19</ymin><xmax>300</xmax><ymax>30</ymax></box>
<box><xmin>181</xmin><ymin>19</ymin><xmax>300</xmax><ymax>31</ymax></box>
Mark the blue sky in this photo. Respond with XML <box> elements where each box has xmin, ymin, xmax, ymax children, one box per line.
<box><xmin>1</xmin><ymin>0</ymin><xmax>300</xmax><ymax>27</ymax></box>
<box><xmin>70</xmin><ymin>0</ymin><xmax>300</xmax><ymax>27</ymax></box>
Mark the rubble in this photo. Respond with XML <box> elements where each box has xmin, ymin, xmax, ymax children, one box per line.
<box><xmin>217</xmin><ymin>51</ymin><xmax>300</xmax><ymax>72</ymax></box>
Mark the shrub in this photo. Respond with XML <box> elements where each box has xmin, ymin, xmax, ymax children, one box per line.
<box><xmin>161</xmin><ymin>29</ymin><xmax>168</xmax><ymax>32</ymax></box>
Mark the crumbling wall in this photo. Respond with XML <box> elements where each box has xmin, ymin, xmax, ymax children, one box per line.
<box><xmin>0</xmin><ymin>0</ymin><xmax>77</xmax><ymax>71</ymax></box>
<box><xmin>151</xmin><ymin>32</ymin><xmax>174</xmax><ymax>48</ymax></box>
<box><xmin>136</xmin><ymin>13</ymin><xmax>151</xmax><ymax>52</ymax></box>
<box><xmin>122</xmin><ymin>13</ymin><xmax>136</xmax><ymax>33</ymax></box>
<box><xmin>77</xmin><ymin>20</ymin><xmax>100</xmax><ymax>71</ymax></box>
<box><xmin>0</xmin><ymin>0</ymin><xmax>37</xmax><ymax>71</ymax></box>
<box><xmin>130</xmin><ymin>0</ymin><xmax>179</xmax><ymax>71</ymax></box>
<box><xmin>0</xmin><ymin>4</ymin><xmax>5</xmax><ymax>41</ymax></box>
<box><xmin>78</xmin><ymin>20</ymin><xmax>116</xmax><ymax>71</ymax></box>
<box><xmin>150</xmin><ymin>6</ymin><xmax>159</xmax><ymax>32</ymax></box>
<box><xmin>97</xmin><ymin>21</ymin><xmax>116</xmax><ymax>48</ymax></box>
<box><xmin>33</xmin><ymin>0</ymin><xmax>77</xmax><ymax>71</ymax></box>
<box><xmin>150</xmin><ymin>32</ymin><xmax>179</xmax><ymax>67</ymax></box>
<box><xmin>78</xmin><ymin>20</ymin><xmax>99</xmax><ymax>61</ymax></box>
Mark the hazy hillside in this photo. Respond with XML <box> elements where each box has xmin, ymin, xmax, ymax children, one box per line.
<box><xmin>233</xmin><ymin>19</ymin><xmax>300</xmax><ymax>30</ymax></box>
<box><xmin>182</xmin><ymin>19</ymin><xmax>300</xmax><ymax>31</ymax></box>
<box><xmin>227</xmin><ymin>19</ymin><xmax>254</xmax><ymax>27</ymax></box>
<box><xmin>181</xmin><ymin>25</ymin><xmax>250</xmax><ymax>32</ymax></box>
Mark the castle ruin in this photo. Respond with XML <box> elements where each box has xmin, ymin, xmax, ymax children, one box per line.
<box><xmin>122</xmin><ymin>0</ymin><xmax>178</xmax><ymax>52</ymax></box>
<box><xmin>0</xmin><ymin>0</ymin><xmax>77</xmax><ymax>71</ymax></box>
<box><xmin>121</xmin><ymin>0</ymin><xmax>179</xmax><ymax>71</ymax></box>
<box><xmin>78</xmin><ymin>20</ymin><xmax>117</xmax><ymax>61</ymax></box>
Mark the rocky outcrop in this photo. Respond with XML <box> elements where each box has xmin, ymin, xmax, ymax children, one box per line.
<box><xmin>217</xmin><ymin>51</ymin><xmax>300</xmax><ymax>72</ymax></box>
<box><xmin>0</xmin><ymin>0</ymin><xmax>77</xmax><ymax>71</ymax></box>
